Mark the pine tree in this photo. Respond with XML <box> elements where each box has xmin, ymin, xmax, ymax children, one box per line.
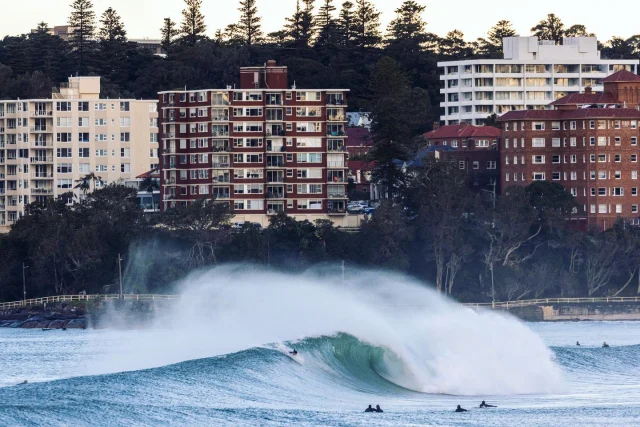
<box><xmin>315</xmin><ymin>0</ymin><xmax>336</xmax><ymax>48</ymax></box>
<box><xmin>385</xmin><ymin>1</ymin><xmax>429</xmax><ymax>54</ymax></box>
<box><xmin>369</xmin><ymin>57</ymin><xmax>427</xmax><ymax>199</ymax></box>
<box><xmin>179</xmin><ymin>0</ymin><xmax>207</xmax><ymax>46</ymax></box>
<box><xmin>98</xmin><ymin>8</ymin><xmax>127</xmax><ymax>43</ymax></box>
<box><xmin>285</xmin><ymin>0</ymin><xmax>315</xmax><ymax>48</ymax></box>
<box><xmin>478</xmin><ymin>20</ymin><xmax>516</xmax><ymax>57</ymax></box>
<box><xmin>439</xmin><ymin>30</ymin><xmax>471</xmax><ymax>58</ymax></box>
<box><xmin>160</xmin><ymin>18</ymin><xmax>179</xmax><ymax>50</ymax></box>
<box><xmin>236</xmin><ymin>0</ymin><xmax>263</xmax><ymax>47</ymax></box>
<box><xmin>531</xmin><ymin>14</ymin><xmax>565</xmax><ymax>44</ymax></box>
<box><xmin>336</xmin><ymin>1</ymin><xmax>355</xmax><ymax>48</ymax></box>
<box><xmin>35</xmin><ymin>22</ymin><xmax>50</xmax><ymax>34</ymax></box>
<box><xmin>353</xmin><ymin>0</ymin><xmax>381</xmax><ymax>50</ymax></box>
<box><xmin>68</xmin><ymin>0</ymin><xmax>96</xmax><ymax>74</ymax></box>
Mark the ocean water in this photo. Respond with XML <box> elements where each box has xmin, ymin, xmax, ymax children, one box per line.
<box><xmin>1</xmin><ymin>268</ymin><xmax>639</xmax><ymax>426</ymax></box>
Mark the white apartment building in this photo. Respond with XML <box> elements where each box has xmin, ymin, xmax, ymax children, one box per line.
<box><xmin>0</xmin><ymin>76</ymin><xmax>159</xmax><ymax>231</ymax></box>
<box><xmin>439</xmin><ymin>37</ymin><xmax>640</xmax><ymax>125</ymax></box>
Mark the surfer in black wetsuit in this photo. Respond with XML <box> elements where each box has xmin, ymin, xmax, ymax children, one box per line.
<box><xmin>289</xmin><ymin>349</ymin><xmax>298</xmax><ymax>356</ymax></box>
<box><xmin>364</xmin><ymin>405</ymin><xmax>375</xmax><ymax>412</ymax></box>
<box><xmin>375</xmin><ymin>405</ymin><xmax>383</xmax><ymax>413</ymax></box>
<box><xmin>602</xmin><ymin>342</ymin><xmax>609</xmax><ymax>348</ymax></box>
<box><xmin>455</xmin><ymin>405</ymin><xmax>468</xmax><ymax>412</ymax></box>
<box><xmin>479</xmin><ymin>401</ymin><xmax>496</xmax><ymax>408</ymax></box>
<box><xmin>576</xmin><ymin>341</ymin><xmax>580</xmax><ymax>346</ymax></box>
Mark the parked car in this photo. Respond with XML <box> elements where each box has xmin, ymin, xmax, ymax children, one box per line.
<box><xmin>347</xmin><ymin>204</ymin><xmax>364</xmax><ymax>214</ymax></box>
<box><xmin>363</xmin><ymin>207</ymin><xmax>376</xmax><ymax>215</ymax></box>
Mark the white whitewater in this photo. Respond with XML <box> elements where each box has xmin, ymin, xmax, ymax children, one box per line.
<box><xmin>89</xmin><ymin>265</ymin><xmax>566</xmax><ymax>396</ymax></box>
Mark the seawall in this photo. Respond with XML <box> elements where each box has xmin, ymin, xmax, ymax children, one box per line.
<box><xmin>502</xmin><ymin>302</ymin><xmax>640</xmax><ymax>322</ymax></box>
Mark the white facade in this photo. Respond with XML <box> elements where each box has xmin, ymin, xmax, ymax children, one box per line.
<box><xmin>0</xmin><ymin>77</ymin><xmax>159</xmax><ymax>231</ymax></box>
<box><xmin>439</xmin><ymin>37</ymin><xmax>640</xmax><ymax>125</ymax></box>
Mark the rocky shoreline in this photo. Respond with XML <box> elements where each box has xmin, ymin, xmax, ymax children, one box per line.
<box><xmin>0</xmin><ymin>303</ymin><xmax>88</xmax><ymax>329</ymax></box>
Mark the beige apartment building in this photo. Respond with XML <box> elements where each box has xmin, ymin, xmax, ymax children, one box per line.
<box><xmin>0</xmin><ymin>76</ymin><xmax>159</xmax><ymax>231</ymax></box>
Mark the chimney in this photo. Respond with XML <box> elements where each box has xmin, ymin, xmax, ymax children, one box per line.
<box><xmin>432</xmin><ymin>121</ymin><xmax>440</xmax><ymax>131</ymax></box>
<box><xmin>266</xmin><ymin>59</ymin><xmax>277</xmax><ymax>67</ymax></box>
<box><xmin>585</xmin><ymin>86</ymin><xmax>593</xmax><ymax>95</ymax></box>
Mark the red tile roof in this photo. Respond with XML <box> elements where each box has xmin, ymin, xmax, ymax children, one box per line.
<box><xmin>424</xmin><ymin>124</ymin><xmax>501</xmax><ymax>139</ymax></box>
<box><xmin>603</xmin><ymin>70</ymin><xmax>640</xmax><ymax>83</ymax></box>
<box><xmin>346</xmin><ymin>127</ymin><xmax>373</xmax><ymax>147</ymax></box>
<box><xmin>550</xmin><ymin>92</ymin><xmax>620</xmax><ymax>106</ymax></box>
<box><xmin>498</xmin><ymin>108</ymin><xmax>640</xmax><ymax>121</ymax></box>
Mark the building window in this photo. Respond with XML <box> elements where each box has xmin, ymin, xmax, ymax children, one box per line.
<box><xmin>589</xmin><ymin>120</ymin><xmax>595</xmax><ymax>129</ymax></box>
<box><xmin>615</xmin><ymin>137</ymin><xmax>621</xmax><ymax>146</ymax></box>
<box><xmin>532</xmin><ymin>155</ymin><xmax>545</xmax><ymax>164</ymax></box>
<box><xmin>615</xmin><ymin>171</ymin><xmax>622</xmax><ymax>179</ymax></box>
<box><xmin>551</xmin><ymin>121</ymin><xmax>560</xmax><ymax>130</ymax></box>
<box><xmin>616</xmin><ymin>204</ymin><xmax>623</xmax><ymax>214</ymax></box>
<box><xmin>571</xmin><ymin>172</ymin><xmax>577</xmax><ymax>181</ymax></box>
<box><xmin>633</xmin><ymin>137</ymin><xmax>638</xmax><ymax>146</ymax></box>
<box><xmin>598</xmin><ymin>171</ymin><xmax>607</xmax><ymax>180</ymax></box>
<box><xmin>505</xmin><ymin>173</ymin><xmax>510</xmax><ymax>182</ymax></box>
<box><xmin>633</xmin><ymin>205</ymin><xmax>639</xmax><ymax>213</ymax></box>
<box><xmin>473</xmin><ymin>161</ymin><xmax>479</xmax><ymax>169</ymax></box>
<box><xmin>532</xmin><ymin>122</ymin><xmax>545</xmax><ymax>131</ymax></box>
<box><xmin>459</xmin><ymin>161</ymin><xmax>465</xmax><ymax>169</ymax></box>
<box><xmin>532</xmin><ymin>138</ymin><xmax>545</xmax><ymax>148</ymax></box>
<box><xmin>533</xmin><ymin>172</ymin><xmax>545</xmax><ymax>181</ymax></box>
<box><xmin>570</xmin><ymin>121</ymin><xmax>576</xmax><ymax>130</ymax></box>
<box><xmin>613</xmin><ymin>187</ymin><xmax>624</xmax><ymax>196</ymax></box>
<box><xmin>486</xmin><ymin>161</ymin><xmax>496</xmax><ymax>169</ymax></box>
<box><xmin>552</xmin><ymin>172</ymin><xmax>561</xmax><ymax>181</ymax></box>
<box><xmin>633</xmin><ymin>155</ymin><xmax>638</xmax><ymax>162</ymax></box>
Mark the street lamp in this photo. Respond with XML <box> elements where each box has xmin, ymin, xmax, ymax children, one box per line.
<box><xmin>117</xmin><ymin>253</ymin><xmax>124</xmax><ymax>299</ymax></box>
<box><xmin>22</xmin><ymin>263</ymin><xmax>29</xmax><ymax>306</ymax></box>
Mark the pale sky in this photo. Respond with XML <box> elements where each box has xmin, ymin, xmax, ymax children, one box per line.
<box><xmin>0</xmin><ymin>0</ymin><xmax>636</xmax><ymax>42</ymax></box>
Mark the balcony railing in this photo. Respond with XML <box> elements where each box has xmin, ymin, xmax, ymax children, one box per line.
<box><xmin>266</xmin><ymin>193</ymin><xmax>285</xmax><ymax>199</ymax></box>
<box><xmin>328</xmin><ymin>208</ymin><xmax>347</xmax><ymax>215</ymax></box>
<box><xmin>266</xmin><ymin>146</ymin><xmax>286</xmax><ymax>153</ymax></box>
<box><xmin>327</xmin><ymin>115</ymin><xmax>346</xmax><ymax>122</ymax></box>
<box><xmin>32</xmin><ymin>111</ymin><xmax>53</xmax><ymax>117</ymax></box>
<box><xmin>327</xmin><ymin>161</ymin><xmax>345</xmax><ymax>168</ymax></box>
<box><xmin>327</xmin><ymin>130</ymin><xmax>346</xmax><ymax>137</ymax></box>
<box><xmin>31</xmin><ymin>188</ymin><xmax>53</xmax><ymax>195</ymax></box>
<box><xmin>328</xmin><ymin>192</ymin><xmax>346</xmax><ymax>199</ymax></box>
<box><xmin>214</xmin><ymin>193</ymin><xmax>230</xmax><ymax>199</ymax></box>
<box><xmin>212</xmin><ymin>177</ymin><xmax>231</xmax><ymax>183</ymax></box>
<box><xmin>212</xmin><ymin>146</ymin><xmax>230</xmax><ymax>153</ymax></box>
<box><xmin>30</xmin><ymin>127</ymin><xmax>48</xmax><ymax>132</ymax></box>
<box><xmin>212</xmin><ymin>131</ymin><xmax>230</xmax><ymax>137</ymax></box>
<box><xmin>266</xmin><ymin>130</ymin><xmax>286</xmax><ymax>137</ymax></box>
<box><xmin>267</xmin><ymin>209</ymin><xmax>285</xmax><ymax>215</ymax></box>
<box><xmin>327</xmin><ymin>146</ymin><xmax>347</xmax><ymax>152</ymax></box>
<box><xmin>266</xmin><ymin>177</ymin><xmax>285</xmax><ymax>183</ymax></box>
<box><xmin>212</xmin><ymin>162</ymin><xmax>231</xmax><ymax>168</ymax></box>
<box><xmin>163</xmin><ymin>133</ymin><xmax>175</xmax><ymax>138</ymax></box>
<box><xmin>30</xmin><ymin>157</ymin><xmax>53</xmax><ymax>163</ymax></box>
<box><xmin>326</xmin><ymin>96</ymin><xmax>345</xmax><ymax>105</ymax></box>
<box><xmin>31</xmin><ymin>172</ymin><xmax>53</xmax><ymax>178</ymax></box>
<box><xmin>328</xmin><ymin>177</ymin><xmax>345</xmax><ymax>183</ymax></box>
<box><xmin>266</xmin><ymin>162</ymin><xmax>284</xmax><ymax>168</ymax></box>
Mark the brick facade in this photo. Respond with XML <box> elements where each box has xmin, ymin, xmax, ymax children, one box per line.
<box><xmin>158</xmin><ymin>61</ymin><xmax>351</xmax><ymax>224</ymax></box>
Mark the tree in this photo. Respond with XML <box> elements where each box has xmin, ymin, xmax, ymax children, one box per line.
<box><xmin>285</xmin><ymin>0</ymin><xmax>316</xmax><ymax>48</ymax></box>
<box><xmin>439</xmin><ymin>30</ymin><xmax>472</xmax><ymax>58</ymax></box>
<box><xmin>369</xmin><ymin>57</ymin><xmax>428</xmax><ymax>199</ymax></box>
<box><xmin>359</xmin><ymin>201</ymin><xmax>412</xmax><ymax>269</ymax></box>
<box><xmin>565</xmin><ymin>24</ymin><xmax>594</xmax><ymax>38</ymax></box>
<box><xmin>139</xmin><ymin>176</ymin><xmax>160</xmax><ymax>212</ymax></box>
<box><xmin>98</xmin><ymin>8</ymin><xmax>126</xmax><ymax>43</ymax></box>
<box><xmin>405</xmin><ymin>158</ymin><xmax>475</xmax><ymax>293</ymax></box>
<box><xmin>179</xmin><ymin>0</ymin><xmax>207</xmax><ymax>46</ymax></box>
<box><xmin>74</xmin><ymin>172</ymin><xmax>102</xmax><ymax>196</ymax></box>
<box><xmin>159</xmin><ymin>199</ymin><xmax>233</xmax><ymax>266</ymax></box>
<box><xmin>315</xmin><ymin>0</ymin><xmax>337</xmax><ymax>48</ymax></box>
<box><xmin>385</xmin><ymin>1</ymin><xmax>431</xmax><ymax>55</ymax></box>
<box><xmin>336</xmin><ymin>1</ymin><xmax>356</xmax><ymax>48</ymax></box>
<box><xmin>235</xmin><ymin>0</ymin><xmax>263</xmax><ymax>47</ymax></box>
<box><xmin>160</xmin><ymin>18</ymin><xmax>179</xmax><ymax>50</ymax></box>
<box><xmin>68</xmin><ymin>0</ymin><xmax>96</xmax><ymax>74</ymax></box>
<box><xmin>530</xmin><ymin>13</ymin><xmax>565</xmax><ymax>44</ymax></box>
<box><xmin>478</xmin><ymin>20</ymin><xmax>516</xmax><ymax>57</ymax></box>
<box><xmin>602</xmin><ymin>36</ymin><xmax>635</xmax><ymax>59</ymax></box>
<box><xmin>353</xmin><ymin>0</ymin><xmax>381</xmax><ymax>50</ymax></box>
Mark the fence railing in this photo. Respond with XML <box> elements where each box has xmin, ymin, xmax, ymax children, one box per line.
<box><xmin>0</xmin><ymin>294</ymin><xmax>179</xmax><ymax>310</ymax></box>
<box><xmin>463</xmin><ymin>296</ymin><xmax>640</xmax><ymax>309</ymax></box>
<box><xmin>3</xmin><ymin>295</ymin><xmax>640</xmax><ymax>311</ymax></box>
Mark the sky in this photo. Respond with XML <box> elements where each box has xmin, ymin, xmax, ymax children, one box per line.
<box><xmin>0</xmin><ymin>0</ymin><xmax>636</xmax><ymax>42</ymax></box>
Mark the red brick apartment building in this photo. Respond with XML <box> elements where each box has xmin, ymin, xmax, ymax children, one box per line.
<box><xmin>499</xmin><ymin>70</ymin><xmax>640</xmax><ymax>230</ymax></box>
<box><xmin>423</xmin><ymin>124</ymin><xmax>501</xmax><ymax>192</ymax></box>
<box><xmin>158</xmin><ymin>61</ymin><xmax>356</xmax><ymax>226</ymax></box>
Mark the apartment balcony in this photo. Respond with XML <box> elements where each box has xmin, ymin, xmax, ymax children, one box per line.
<box><xmin>327</xmin><ymin>145</ymin><xmax>347</xmax><ymax>152</ymax></box>
<box><xmin>0</xmin><ymin>204</ymin><xmax>5</xmax><ymax>211</ymax></box>
<box><xmin>212</xmin><ymin>162</ymin><xmax>231</xmax><ymax>168</ymax></box>
<box><xmin>0</xmin><ymin>189</ymin><xmax>4</xmax><ymax>194</ymax></box>
<box><xmin>31</xmin><ymin>188</ymin><xmax>54</xmax><ymax>195</ymax></box>
<box><xmin>166</xmin><ymin>116</ymin><xmax>176</xmax><ymax>122</ymax></box>
<box><xmin>31</xmin><ymin>142</ymin><xmax>51</xmax><ymax>148</ymax></box>
<box><xmin>213</xmin><ymin>193</ymin><xmax>230</xmax><ymax>200</ymax></box>
<box><xmin>266</xmin><ymin>145</ymin><xmax>286</xmax><ymax>153</ymax></box>
<box><xmin>327</xmin><ymin>208</ymin><xmax>347</xmax><ymax>215</ymax></box>
<box><xmin>266</xmin><ymin>130</ymin><xmax>286</xmax><ymax>137</ymax></box>
<box><xmin>326</xmin><ymin>96</ymin><xmax>346</xmax><ymax>106</ymax></box>
<box><xmin>0</xmin><ymin>127</ymin><xmax>5</xmax><ymax>133</ymax></box>
<box><xmin>30</xmin><ymin>157</ymin><xmax>53</xmax><ymax>164</ymax></box>
<box><xmin>212</xmin><ymin>177</ymin><xmax>231</xmax><ymax>184</ymax></box>
<box><xmin>212</xmin><ymin>131</ymin><xmax>230</xmax><ymax>137</ymax></box>
<box><xmin>328</xmin><ymin>176</ymin><xmax>346</xmax><ymax>183</ymax></box>
<box><xmin>328</xmin><ymin>192</ymin><xmax>347</xmax><ymax>199</ymax></box>
<box><xmin>30</xmin><ymin>127</ymin><xmax>49</xmax><ymax>133</ymax></box>
<box><xmin>266</xmin><ymin>161</ymin><xmax>285</xmax><ymax>168</ymax></box>
<box><xmin>327</xmin><ymin>115</ymin><xmax>346</xmax><ymax>122</ymax></box>
<box><xmin>31</xmin><ymin>172</ymin><xmax>53</xmax><ymax>179</ymax></box>
<box><xmin>31</xmin><ymin>111</ymin><xmax>53</xmax><ymax>117</ymax></box>
<box><xmin>212</xmin><ymin>145</ymin><xmax>230</xmax><ymax>153</ymax></box>
<box><xmin>327</xmin><ymin>130</ymin><xmax>346</xmax><ymax>137</ymax></box>
<box><xmin>266</xmin><ymin>192</ymin><xmax>285</xmax><ymax>199</ymax></box>
<box><xmin>267</xmin><ymin>208</ymin><xmax>285</xmax><ymax>215</ymax></box>
<box><xmin>327</xmin><ymin>161</ymin><xmax>346</xmax><ymax>168</ymax></box>
<box><xmin>162</xmin><ymin>194</ymin><xmax>176</xmax><ymax>201</ymax></box>
<box><xmin>162</xmin><ymin>133</ymin><xmax>176</xmax><ymax>138</ymax></box>
<box><xmin>212</xmin><ymin>116</ymin><xmax>230</xmax><ymax>122</ymax></box>
<box><xmin>266</xmin><ymin>177</ymin><xmax>285</xmax><ymax>183</ymax></box>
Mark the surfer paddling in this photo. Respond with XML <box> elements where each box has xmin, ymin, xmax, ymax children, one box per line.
<box><xmin>479</xmin><ymin>401</ymin><xmax>496</xmax><ymax>408</ymax></box>
<box><xmin>289</xmin><ymin>349</ymin><xmax>298</xmax><ymax>356</ymax></box>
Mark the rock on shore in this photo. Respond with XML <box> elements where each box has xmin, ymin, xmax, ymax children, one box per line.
<box><xmin>0</xmin><ymin>303</ymin><xmax>88</xmax><ymax>329</ymax></box>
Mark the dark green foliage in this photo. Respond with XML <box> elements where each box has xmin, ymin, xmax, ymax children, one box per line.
<box><xmin>179</xmin><ymin>0</ymin><xmax>207</xmax><ymax>46</ymax></box>
<box><xmin>235</xmin><ymin>0</ymin><xmax>263</xmax><ymax>47</ymax></box>
<box><xmin>68</xmin><ymin>0</ymin><xmax>96</xmax><ymax>74</ymax></box>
